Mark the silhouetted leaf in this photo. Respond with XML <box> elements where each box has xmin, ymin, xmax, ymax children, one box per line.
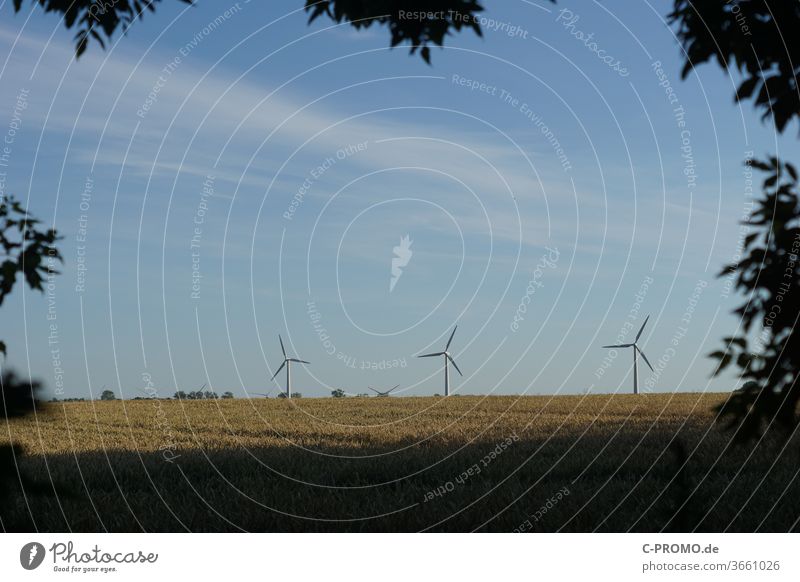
<box><xmin>735</xmin><ymin>76</ymin><xmax>760</xmax><ymax>102</ymax></box>
<box><xmin>421</xmin><ymin>46</ymin><xmax>430</xmax><ymax>64</ymax></box>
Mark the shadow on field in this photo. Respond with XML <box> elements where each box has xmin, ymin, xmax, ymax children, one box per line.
<box><xmin>4</xmin><ymin>430</ymin><xmax>799</xmax><ymax>533</ymax></box>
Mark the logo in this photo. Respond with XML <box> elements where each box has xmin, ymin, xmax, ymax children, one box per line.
<box><xmin>390</xmin><ymin>235</ymin><xmax>413</xmax><ymax>292</ymax></box>
<box><xmin>20</xmin><ymin>542</ymin><xmax>46</xmax><ymax>570</ymax></box>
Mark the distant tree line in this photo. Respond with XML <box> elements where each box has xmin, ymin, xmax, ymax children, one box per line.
<box><xmin>48</xmin><ymin>389</ymin><xmax>237</xmax><ymax>401</ymax></box>
<box><xmin>277</xmin><ymin>392</ymin><xmax>302</xmax><ymax>399</ymax></box>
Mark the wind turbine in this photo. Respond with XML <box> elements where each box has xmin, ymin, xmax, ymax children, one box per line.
<box><xmin>602</xmin><ymin>315</ymin><xmax>654</xmax><ymax>395</ymax></box>
<box><xmin>199</xmin><ymin>383</ymin><xmax>221</xmax><ymax>399</ymax></box>
<box><xmin>251</xmin><ymin>386</ymin><xmax>278</xmax><ymax>399</ymax></box>
<box><xmin>418</xmin><ymin>325</ymin><xmax>462</xmax><ymax>396</ymax></box>
<box><xmin>271</xmin><ymin>335</ymin><xmax>309</xmax><ymax>399</ymax></box>
<box><xmin>368</xmin><ymin>385</ymin><xmax>400</xmax><ymax>397</ymax></box>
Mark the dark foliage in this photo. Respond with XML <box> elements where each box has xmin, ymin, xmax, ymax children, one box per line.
<box><xmin>0</xmin><ymin>370</ymin><xmax>43</xmax><ymax>529</ymax></box>
<box><xmin>13</xmin><ymin>1</ymin><xmax>797</xmax><ymax>97</ymax></box>
<box><xmin>0</xmin><ymin>369</ymin><xmax>40</xmax><ymax>420</ymax></box>
<box><xmin>670</xmin><ymin>0</ymin><xmax>800</xmax><ymax>133</ymax></box>
<box><xmin>711</xmin><ymin>158</ymin><xmax>800</xmax><ymax>442</ymax></box>
<box><xmin>670</xmin><ymin>3</ymin><xmax>800</xmax><ymax>439</ymax></box>
<box><xmin>12</xmin><ymin>0</ymin><xmax>497</xmax><ymax>63</ymax></box>
<box><xmin>0</xmin><ymin>195</ymin><xmax>62</xmax><ymax>357</ymax></box>
<box><xmin>305</xmin><ymin>0</ymin><xmax>486</xmax><ymax>63</ymax></box>
<box><xmin>14</xmin><ymin>0</ymin><xmax>191</xmax><ymax>57</ymax></box>
<box><xmin>0</xmin><ymin>197</ymin><xmax>61</xmax><ymax>529</ymax></box>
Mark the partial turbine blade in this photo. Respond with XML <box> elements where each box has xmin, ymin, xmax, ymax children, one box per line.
<box><xmin>637</xmin><ymin>346</ymin><xmax>654</xmax><ymax>372</ymax></box>
<box><xmin>290</xmin><ymin>359</ymin><xmax>311</xmax><ymax>364</ymax></box>
<box><xmin>278</xmin><ymin>334</ymin><xmax>287</xmax><ymax>358</ymax></box>
<box><xmin>368</xmin><ymin>387</ymin><xmax>380</xmax><ymax>395</ymax></box>
<box><xmin>635</xmin><ymin>316</ymin><xmax>650</xmax><ymax>343</ymax></box>
<box><xmin>270</xmin><ymin>361</ymin><xmax>286</xmax><ymax>381</ymax></box>
<box><xmin>445</xmin><ymin>325</ymin><xmax>457</xmax><ymax>350</ymax></box>
<box><xmin>389</xmin><ymin>385</ymin><xmax>400</xmax><ymax>393</ymax></box>
<box><xmin>418</xmin><ymin>352</ymin><xmax>445</xmax><ymax>358</ymax></box>
<box><xmin>602</xmin><ymin>344</ymin><xmax>632</xmax><ymax>349</ymax></box>
<box><xmin>448</xmin><ymin>355</ymin><xmax>463</xmax><ymax>376</ymax></box>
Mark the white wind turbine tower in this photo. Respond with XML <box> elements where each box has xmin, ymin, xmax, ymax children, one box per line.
<box><xmin>271</xmin><ymin>335</ymin><xmax>309</xmax><ymax>399</ymax></box>
<box><xmin>602</xmin><ymin>315</ymin><xmax>654</xmax><ymax>395</ymax></box>
<box><xmin>418</xmin><ymin>326</ymin><xmax>463</xmax><ymax>396</ymax></box>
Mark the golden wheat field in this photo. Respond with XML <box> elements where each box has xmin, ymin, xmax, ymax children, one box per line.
<box><xmin>2</xmin><ymin>393</ymin><xmax>799</xmax><ymax>532</ymax></box>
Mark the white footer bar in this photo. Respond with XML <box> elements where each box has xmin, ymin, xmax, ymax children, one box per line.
<box><xmin>1</xmin><ymin>534</ymin><xmax>796</xmax><ymax>581</ymax></box>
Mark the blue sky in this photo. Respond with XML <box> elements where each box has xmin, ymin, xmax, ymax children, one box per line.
<box><xmin>0</xmin><ymin>0</ymin><xmax>797</xmax><ymax>399</ymax></box>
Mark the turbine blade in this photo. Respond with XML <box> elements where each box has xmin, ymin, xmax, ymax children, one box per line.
<box><xmin>446</xmin><ymin>325</ymin><xmax>457</xmax><ymax>350</ymax></box>
<box><xmin>636</xmin><ymin>315</ymin><xmax>650</xmax><ymax>342</ymax></box>
<box><xmin>289</xmin><ymin>359</ymin><xmax>310</xmax><ymax>364</ymax></box>
<box><xmin>279</xmin><ymin>334</ymin><xmax>286</xmax><ymax>358</ymax></box>
<box><xmin>270</xmin><ymin>361</ymin><xmax>286</xmax><ymax>381</ymax></box>
<box><xmin>418</xmin><ymin>352</ymin><xmax>445</xmax><ymax>358</ymax></box>
<box><xmin>368</xmin><ymin>387</ymin><xmax>380</xmax><ymax>395</ymax></box>
<box><xmin>602</xmin><ymin>344</ymin><xmax>632</xmax><ymax>349</ymax></box>
<box><xmin>448</xmin><ymin>355</ymin><xmax>463</xmax><ymax>376</ymax></box>
<box><xmin>637</xmin><ymin>346</ymin><xmax>654</xmax><ymax>372</ymax></box>
<box><xmin>389</xmin><ymin>385</ymin><xmax>400</xmax><ymax>392</ymax></box>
